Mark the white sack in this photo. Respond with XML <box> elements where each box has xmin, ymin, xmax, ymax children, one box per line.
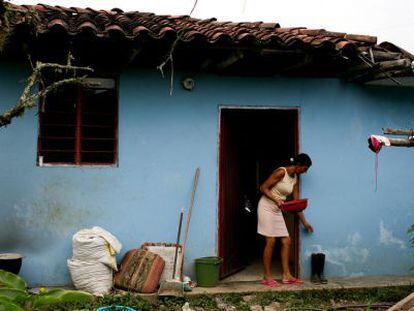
<box><xmin>72</xmin><ymin>226</ymin><xmax>122</xmax><ymax>270</ymax></box>
<box><xmin>67</xmin><ymin>259</ymin><xmax>112</xmax><ymax>296</ymax></box>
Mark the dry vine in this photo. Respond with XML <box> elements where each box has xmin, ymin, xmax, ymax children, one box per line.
<box><xmin>0</xmin><ymin>54</ymin><xmax>93</xmax><ymax>127</ymax></box>
<box><xmin>156</xmin><ymin>0</ymin><xmax>199</xmax><ymax>96</ymax></box>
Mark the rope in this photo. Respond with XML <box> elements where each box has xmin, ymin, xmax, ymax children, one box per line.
<box><xmin>375</xmin><ymin>152</ymin><xmax>379</xmax><ymax>192</ymax></box>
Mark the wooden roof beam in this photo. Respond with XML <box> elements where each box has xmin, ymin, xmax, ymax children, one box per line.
<box><xmin>348</xmin><ymin>59</ymin><xmax>412</xmax><ymax>83</ymax></box>
<box><xmin>387</xmin><ymin>138</ymin><xmax>414</xmax><ymax>147</ymax></box>
<box><xmin>383</xmin><ymin>128</ymin><xmax>414</xmax><ymax>136</ymax></box>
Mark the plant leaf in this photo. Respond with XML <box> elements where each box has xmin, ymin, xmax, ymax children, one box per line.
<box><xmin>32</xmin><ymin>288</ymin><xmax>94</xmax><ymax>307</ymax></box>
<box><xmin>0</xmin><ymin>297</ymin><xmax>24</xmax><ymax>311</ymax></box>
<box><xmin>0</xmin><ymin>270</ymin><xmax>26</xmax><ymax>291</ymax></box>
<box><xmin>0</xmin><ymin>288</ymin><xmax>28</xmax><ymax>303</ymax></box>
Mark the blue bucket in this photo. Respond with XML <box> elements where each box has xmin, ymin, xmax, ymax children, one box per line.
<box><xmin>97</xmin><ymin>306</ymin><xmax>136</xmax><ymax>311</ymax></box>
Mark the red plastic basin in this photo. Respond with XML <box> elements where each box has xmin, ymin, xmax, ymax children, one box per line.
<box><xmin>281</xmin><ymin>198</ymin><xmax>308</xmax><ymax>212</ymax></box>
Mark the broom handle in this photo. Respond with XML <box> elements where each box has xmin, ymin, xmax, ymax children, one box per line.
<box><xmin>180</xmin><ymin>167</ymin><xmax>200</xmax><ymax>281</ymax></box>
<box><xmin>172</xmin><ymin>209</ymin><xmax>184</xmax><ymax>279</ymax></box>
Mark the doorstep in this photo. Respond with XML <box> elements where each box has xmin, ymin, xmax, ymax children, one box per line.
<box><xmin>187</xmin><ymin>275</ymin><xmax>414</xmax><ymax>296</ymax></box>
<box><xmin>28</xmin><ymin>275</ymin><xmax>414</xmax><ymax>298</ymax></box>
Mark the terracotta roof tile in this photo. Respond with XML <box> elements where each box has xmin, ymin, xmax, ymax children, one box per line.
<box><xmin>2</xmin><ymin>0</ymin><xmax>413</xmax><ymax>68</ymax></box>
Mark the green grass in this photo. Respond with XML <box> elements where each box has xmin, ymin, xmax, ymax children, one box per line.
<box><xmin>52</xmin><ymin>285</ymin><xmax>414</xmax><ymax>311</ymax></box>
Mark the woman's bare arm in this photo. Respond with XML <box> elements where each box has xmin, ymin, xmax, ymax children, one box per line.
<box><xmin>260</xmin><ymin>169</ymin><xmax>285</xmax><ymax>206</ymax></box>
<box><xmin>297</xmin><ymin>211</ymin><xmax>313</xmax><ymax>232</ymax></box>
<box><xmin>292</xmin><ymin>182</ymin><xmax>299</xmax><ymax>200</ymax></box>
<box><xmin>293</xmin><ymin>181</ymin><xmax>313</xmax><ymax>232</ymax></box>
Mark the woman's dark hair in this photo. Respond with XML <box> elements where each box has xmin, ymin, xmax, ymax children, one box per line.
<box><xmin>293</xmin><ymin>153</ymin><xmax>312</xmax><ymax>167</ymax></box>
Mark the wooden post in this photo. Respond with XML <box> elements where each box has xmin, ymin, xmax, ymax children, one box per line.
<box><xmin>387</xmin><ymin>138</ymin><xmax>414</xmax><ymax>147</ymax></box>
<box><xmin>383</xmin><ymin>127</ymin><xmax>414</xmax><ymax>136</ymax></box>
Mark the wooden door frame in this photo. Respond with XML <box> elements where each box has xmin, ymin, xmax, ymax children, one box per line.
<box><xmin>217</xmin><ymin>105</ymin><xmax>301</xmax><ymax>278</ymax></box>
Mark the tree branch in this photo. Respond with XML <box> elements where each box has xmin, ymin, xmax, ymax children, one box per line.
<box><xmin>0</xmin><ymin>58</ymin><xmax>93</xmax><ymax>128</ymax></box>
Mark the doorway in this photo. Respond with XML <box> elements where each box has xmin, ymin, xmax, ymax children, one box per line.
<box><xmin>218</xmin><ymin>107</ymin><xmax>300</xmax><ymax>280</ymax></box>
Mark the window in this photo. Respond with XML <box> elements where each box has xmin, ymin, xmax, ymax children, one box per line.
<box><xmin>37</xmin><ymin>78</ymin><xmax>118</xmax><ymax>166</ymax></box>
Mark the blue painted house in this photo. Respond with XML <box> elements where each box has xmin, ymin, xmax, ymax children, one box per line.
<box><xmin>1</xmin><ymin>1</ymin><xmax>414</xmax><ymax>285</ymax></box>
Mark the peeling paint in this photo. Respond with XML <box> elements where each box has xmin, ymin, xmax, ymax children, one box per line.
<box><xmin>379</xmin><ymin>220</ymin><xmax>406</xmax><ymax>249</ymax></box>
<box><xmin>349</xmin><ymin>232</ymin><xmax>362</xmax><ymax>246</ymax></box>
<box><xmin>305</xmin><ymin>232</ymin><xmax>370</xmax><ymax>276</ymax></box>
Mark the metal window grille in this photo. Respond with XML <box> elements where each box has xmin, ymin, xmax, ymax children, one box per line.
<box><xmin>37</xmin><ymin>78</ymin><xmax>118</xmax><ymax>166</ymax></box>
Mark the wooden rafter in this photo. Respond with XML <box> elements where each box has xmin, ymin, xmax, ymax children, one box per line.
<box><xmin>370</xmin><ymin>127</ymin><xmax>414</xmax><ymax>148</ymax></box>
<box><xmin>382</xmin><ymin>128</ymin><xmax>414</xmax><ymax>147</ymax></box>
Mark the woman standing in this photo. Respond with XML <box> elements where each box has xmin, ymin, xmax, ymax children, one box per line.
<box><xmin>258</xmin><ymin>153</ymin><xmax>313</xmax><ymax>287</ymax></box>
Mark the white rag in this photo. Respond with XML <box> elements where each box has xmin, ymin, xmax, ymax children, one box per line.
<box><xmin>371</xmin><ymin>135</ymin><xmax>391</xmax><ymax>146</ymax></box>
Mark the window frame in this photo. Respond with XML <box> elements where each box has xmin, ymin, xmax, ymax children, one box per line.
<box><xmin>37</xmin><ymin>77</ymin><xmax>119</xmax><ymax>167</ymax></box>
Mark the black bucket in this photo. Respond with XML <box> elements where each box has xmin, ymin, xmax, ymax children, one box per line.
<box><xmin>0</xmin><ymin>253</ymin><xmax>23</xmax><ymax>274</ymax></box>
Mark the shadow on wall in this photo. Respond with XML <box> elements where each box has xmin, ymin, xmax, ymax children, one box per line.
<box><xmin>2</xmin><ymin>193</ymin><xmax>94</xmax><ymax>251</ymax></box>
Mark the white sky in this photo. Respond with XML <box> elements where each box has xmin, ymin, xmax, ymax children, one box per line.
<box><xmin>10</xmin><ymin>0</ymin><xmax>414</xmax><ymax>52</ymax></box>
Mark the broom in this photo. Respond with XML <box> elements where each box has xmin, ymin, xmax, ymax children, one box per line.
<box><xmin>158</xmin><ymin>168</ymin><xmax>200</xmax><ymax>296</ymax></box>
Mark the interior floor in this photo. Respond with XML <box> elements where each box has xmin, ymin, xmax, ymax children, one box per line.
<box><xmin>222</xmin><ymin>258</ymin><xmax>283</xmax><ymax>283</ymax></box>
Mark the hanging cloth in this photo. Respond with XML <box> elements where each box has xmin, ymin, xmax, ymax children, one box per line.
<box><xmin>367</xmin><ymin>135</ymin><xmax>391</xmax><ymax>191</ymax></box>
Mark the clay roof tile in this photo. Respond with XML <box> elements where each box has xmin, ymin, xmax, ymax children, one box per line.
<box><xmin>2</xmin><ymin>1</ymin><xmax>407</xmax><ymax>62</ymax></box>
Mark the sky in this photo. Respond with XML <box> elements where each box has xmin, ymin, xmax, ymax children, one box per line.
<box><xmin>9</xmin><ymin>0</ymin><xmax>414</xmax><ymax>53</ymax></box>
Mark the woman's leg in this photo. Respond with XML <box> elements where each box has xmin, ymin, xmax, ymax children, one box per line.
<box><xmin>280</xmin><ymin>236</ymin><xmax>294</xmax><ymax>280</ymax></box>
<box><xmin>263</xmin><ymin>236</ymin><xmax>276</xmax><ymax>280</ymax></box>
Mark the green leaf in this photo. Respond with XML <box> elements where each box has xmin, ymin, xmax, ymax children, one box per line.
<box><xmin>32</xmin><ymin>288</ymin><xmax>94</xmax><ymax>307</ymax></box>
<box><xmin>0</xmin><ymin>288</ymin><xmax>28</xmax><ymax>303</ymax></box>
<box><xmin>0</xmin><ymin>270</ymin><xmax>27</xmax><ymax>291</ymax></box>
<box><xmin>0</xmin><ymin>298</ymin><xmax>24</xmax><ymax>311</ymax></box>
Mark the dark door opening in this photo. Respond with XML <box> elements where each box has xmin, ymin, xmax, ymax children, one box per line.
<box><xmin>218</xmin><ymin>107</ymin><xmax>300</xmax><ymax>280</ymax></box>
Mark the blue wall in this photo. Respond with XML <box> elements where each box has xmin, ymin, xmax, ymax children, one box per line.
<box><xmin>1</xmin><ymin>61</ymin><xmax>414</xmax><ymax>285</ymax></box>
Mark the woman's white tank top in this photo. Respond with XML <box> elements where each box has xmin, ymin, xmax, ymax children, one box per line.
<box><xmin>270</xmin><ymin>167</ymin><xmax>297</xmax><ymax>200</ymax></box>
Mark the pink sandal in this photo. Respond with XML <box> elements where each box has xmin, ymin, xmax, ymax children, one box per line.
<box><xmin>260</xmin><ymin>279</ymin><xmax>279</xmax><ymax>287</ymax></box>
<box><xmin>282</xmin><ymin>277</ymin><xmax>304</xmax><ymax>285</ymax></box>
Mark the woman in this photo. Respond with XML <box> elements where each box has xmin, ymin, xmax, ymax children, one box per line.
<box><xmin>258</xmin><ymin>153</ymin><xmax>313</xmax><ymax>287</ymax></box>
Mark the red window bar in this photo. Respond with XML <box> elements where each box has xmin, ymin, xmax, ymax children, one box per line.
<box><xmin>37</xmin><ymin>78</ymin><xmax>118</xmax><ymax>166</ymax></box>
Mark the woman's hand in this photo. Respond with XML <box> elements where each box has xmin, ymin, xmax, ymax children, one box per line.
<box><xmin>275</xmin><ymin>198</ymin><xmax>285</xmax><ymax>208</ymax></box>
<box><xmin>303</xmin><ymin>221</ymin><xmax>314</xmax><ymax>233</ymax></box>
<box><xmin>297</xmin><ymin>211</ymin><xmax>314</xmax><ymax>233</ymax></box>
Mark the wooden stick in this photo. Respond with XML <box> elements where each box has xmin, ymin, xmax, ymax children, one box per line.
<box><xmin>378</xmin><ymin>59</ymin><xmax>412</xmax><ymax>71</ymax></box>
<box><xmin>180</xmin><ymin>167</ymin><xmax>200</xmax><ymax>281</ymax></box>
<box><xmin>172</xmin><ymin>209</ymin><xmax>184</xmax><ymax>279</ymax></box>
<box><xmin>387</xmin><ymin>138</ymin><xmax>414</xmax><ymax>147</ymax></box>
<box><xmin>383</xmin><ymin>127</ymin><xmax>414</xmax><ymax>136</ymax></box>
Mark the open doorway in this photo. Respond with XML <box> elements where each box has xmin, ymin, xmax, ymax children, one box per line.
<box><xmin>218</xmin><ymin>107</ymin><xmax>300</xmax><ymax>281</ymax></box>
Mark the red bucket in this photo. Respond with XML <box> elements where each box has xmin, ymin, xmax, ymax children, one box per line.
<box><xmin>281</xmin><ymin>198</ymin><xmax>308</xmax><ymax>212</ymax></box>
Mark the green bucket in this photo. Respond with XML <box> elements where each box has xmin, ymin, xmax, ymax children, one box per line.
<box><xmin>195</xmin><ymin>256</ymin><xmax>223</xmax><ymax>287</ymax></box>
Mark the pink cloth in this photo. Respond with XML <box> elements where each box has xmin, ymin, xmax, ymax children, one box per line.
<box><xmin>257</xmin><ymin>196</ymin><xmax>289</xmax><ymax>237</ymax></box>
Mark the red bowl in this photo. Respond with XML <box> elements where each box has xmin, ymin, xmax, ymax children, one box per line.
<box><xmin>281</xmin><ymin>199</ymin><xmax>308</xmax><ymax>212</ymax></box>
